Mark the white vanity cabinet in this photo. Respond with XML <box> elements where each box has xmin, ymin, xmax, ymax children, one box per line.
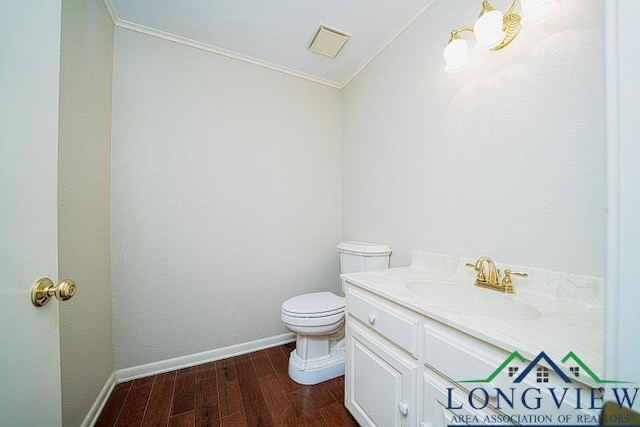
<box><xmin>344</xmin><ymin>281</ymin><xmax>598</xmax><ymax>427</ymax></box>
<box><xmin>345</xmin><ymin>287</ymin><xmax>421</xmax><ymax>426</ymax></box>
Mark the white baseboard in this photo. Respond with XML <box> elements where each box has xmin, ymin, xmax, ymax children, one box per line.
<box><xmin>80</xmin><ymin>371</ymin><xmax>116</xmax><ymax>427</ymax></box>
<box><xmin>115</xmin><ymin>332</ymin><xmax>296</xmax><ymax>383</ymax></box>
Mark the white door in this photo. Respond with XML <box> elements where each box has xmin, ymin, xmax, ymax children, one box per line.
<box><xmin>0</xmin><ymin>1</ymin><xmax>64</xmax><ymax>426</ymax></box>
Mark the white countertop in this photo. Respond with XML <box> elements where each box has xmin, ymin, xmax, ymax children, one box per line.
<box><xmin>342</xmin><ymin>264</ymin><xmax>604</xmax><ymax>384</ymax></box>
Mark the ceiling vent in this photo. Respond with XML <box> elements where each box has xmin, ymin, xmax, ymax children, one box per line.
<box><xmin>307</xmin><ymin>24</ymin><xmax>351</xmax><ymax>58</ymax></box>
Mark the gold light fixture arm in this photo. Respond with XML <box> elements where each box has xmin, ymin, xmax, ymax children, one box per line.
<box><xmin>505</xmin><ymin>0</ymin><xmax>520</xmax><ymax>17</ymax></box>
<box><xmin>446</xmin><ymin>0</ymin><xmax>523</xmax><ymax>52</ymax></box>
<box><xmin>442</xmin><ymin>0</ymin><xmax>558</xmax><ymax>72</ymax></box>
<box><xmin>493</xmin><ymin>0</ymin><xmax>522</xmax><ymax>50</ymax></box>
<box><xmin>447</xmin><ymin>27</ymin><xmax>474</xmax><ymax>44</ymax></box>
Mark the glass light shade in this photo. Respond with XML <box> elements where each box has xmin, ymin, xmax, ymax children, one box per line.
<box><xmin>443</xmin><ymin>38</ymin><xmax>469</xmax><ymax>73</ymax></box>
<box><xmin>473</xmin><ymin>10</ymin><xmax>505</xmax><ymax>50</ymax></box>
<box><xmin>521</xmin><ymin>0</ymin><xmax>558</xmax><ymax>25</ymax></box>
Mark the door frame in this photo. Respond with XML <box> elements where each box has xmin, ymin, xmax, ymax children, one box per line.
<box><xmin>604</xmin><ymin>0</ymin><xmax>640</xmax><ymax>385</ymax></box>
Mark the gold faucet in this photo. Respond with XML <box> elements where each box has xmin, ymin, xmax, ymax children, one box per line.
<box><xmin>465</xmin><ymin>256</ymin><xmax>528</xmax><ymax>294</ymax></box>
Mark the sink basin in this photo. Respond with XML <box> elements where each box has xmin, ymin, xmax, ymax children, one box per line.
<box><xmin>406</xmin><ymin>280</ymin><xmax>542</xmax><ymax>321</ymax></box>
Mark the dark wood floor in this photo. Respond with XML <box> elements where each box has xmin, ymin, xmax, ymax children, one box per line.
<box><xmin>95</xmin><ymin>342</ymin><xmax>358</xmax><ymax>427</ymax></box>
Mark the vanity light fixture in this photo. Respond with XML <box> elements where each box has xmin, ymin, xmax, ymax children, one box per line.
<box><xmin>443</xmin><ymin>0</ymin><xmax>558</xmax><ymax>73</ymax></box>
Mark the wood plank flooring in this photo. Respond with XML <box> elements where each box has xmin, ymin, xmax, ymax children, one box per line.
<box><xmin>95</xmin><ymin>343</ymin><xmax>359</xmax><ymax>427</ymax></box>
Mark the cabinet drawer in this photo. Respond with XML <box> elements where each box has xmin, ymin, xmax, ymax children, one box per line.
<box><xmin>422</xmin><ymin>318</ymin><xmax>508</xmax><ymax>388</ymax></box>
<box><xmin>422</xmin><ymin>367</ymin><xmax>508</xmax><ymax>427</ymax></box>
<box><xmin>422</xmin><ymin>318</ymin><xmax>597</xmax><ymax>418</ymax></box>
<box><xmin>346</xmin><ymin>286</ymin><xmax>420</xmax><ymax>358</ymax></box>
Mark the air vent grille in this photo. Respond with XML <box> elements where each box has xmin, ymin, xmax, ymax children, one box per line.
<box><xmin>307</xmin><ymin>24</ymin><xmax>351</xmax><ymax>58</ymax></box>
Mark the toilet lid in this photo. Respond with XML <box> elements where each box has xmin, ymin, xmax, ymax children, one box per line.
<box><xmin>282</xmin><ymin>292</ymin><xmax>345</xmax><ymax>318</ymax></box>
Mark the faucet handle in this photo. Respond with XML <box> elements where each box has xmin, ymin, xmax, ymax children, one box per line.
<box><xmin>501</xmin><ymin>269</ymin><xmax>528</xmax><ymax>293</ymax></box>
<box><xmin>466</xmin><ymin>262</ymin><xmax>487</xmax><ymax>282</ymax></box>
<box><xmin>506</xmin><ymin>270</ymin><xmax>528</xmax><ymax>278</ymax></box>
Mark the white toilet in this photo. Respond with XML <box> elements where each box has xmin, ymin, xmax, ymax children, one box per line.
<box><xmin>281</xmin><ymin>241</ymin><xmax>391</xmax><ymax>385</ymax></box>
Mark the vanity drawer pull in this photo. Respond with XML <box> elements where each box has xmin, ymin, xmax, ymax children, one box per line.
<box><xmin>398</xmin><ymin>401</ymin><xmax>409</xmax><ymax>416</ymax></box>
<box><xmin>367</xmin><ymin>313</ymin><xmax>376</xmax><ymax>325</ymax></box>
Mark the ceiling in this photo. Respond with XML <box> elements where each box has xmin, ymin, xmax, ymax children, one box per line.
<box><xmin>107</xmin><ymin>0</ymin><xmax>435</xmax><ymax>88</ymax></box>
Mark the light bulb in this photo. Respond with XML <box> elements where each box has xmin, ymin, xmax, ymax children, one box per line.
<box><xmin>443</xmin><ymin>37</ymin><xmax>469</xmax><ymax>73</ymax></box>
<box><xmin>521</xmin><ymin>0</ymin><xmax>558</xmax><ymax>25</ymax></box>
<box><xmin>473</xmin><ymin>2</ymin><xmax>505</xmax><ymax>50</ymax></box>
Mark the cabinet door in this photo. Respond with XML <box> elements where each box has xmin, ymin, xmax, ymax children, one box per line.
<box><xmin>422</xmin><ymin>368</ymin><xmax>509</xmax><ymax>427</ymax></box>
<box><xmin>346</xmin><ymin>319</ymin><xmax>418</xmax><ymax>427</ymax></box>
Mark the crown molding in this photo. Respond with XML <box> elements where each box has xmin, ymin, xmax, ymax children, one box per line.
<box><xmin>101</xmin><ymin>0</ymin><xmax>436</xmax><ymax>90</ymax></box>
<box><xmin>341</xmin><ymin>0</ymin><xmax>437</xmax><ymax>89</ymax></box>
<box><xmin>115</xmin><ymin>19</ymin><xmax>341</xmax><ymax>89</ymax></box>
<box><xmin>103</xmin><ymin>0</ymin><xmax>341</xmax><ymax>89</ymax></box>
<box><xmin>101</xmin><ymin>0</ymin><xmax>118</xmax><ymax>25</ymax></box>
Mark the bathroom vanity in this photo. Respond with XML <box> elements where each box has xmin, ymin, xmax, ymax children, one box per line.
<box><xmin>341</xmin><ymin>252</ymin><xmax>604</xmax><ymax>427</ymax></box>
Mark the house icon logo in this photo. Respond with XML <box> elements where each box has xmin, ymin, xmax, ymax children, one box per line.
<box><xmin>445</xmin><ymin>350</ymin><xmax>638</xmax><ymax>419</ymax></box>
<box><xmin>457</xmin><ymin>350</ymin><xmax>627</xmax><ymax>385</ymax></box>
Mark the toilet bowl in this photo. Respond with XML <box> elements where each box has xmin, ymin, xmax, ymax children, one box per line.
<box><xmin>281</xmin><ymin>292</ymin><xmax>346</xmax><ymax>385</ymax></box>
<box><xmin>281</xmin><ymin>241</ymin><xmax>391</xmax><ymax>385</ymax></box>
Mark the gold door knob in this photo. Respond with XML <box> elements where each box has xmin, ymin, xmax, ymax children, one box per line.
<box><xmin>31</xmin><ymin>277</ymin><xmax>77</xmax><ymax>307</ymax></box>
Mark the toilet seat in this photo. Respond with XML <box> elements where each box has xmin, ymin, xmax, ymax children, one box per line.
<box><xmin>281</xmin><ymin>292</ymin><xmax>345</xmax><ymax>330</ymax></box>
<box><xmin>281</xmin><ymin>292</ymin><xmax>345</xmax><ymax>318</ymax></box>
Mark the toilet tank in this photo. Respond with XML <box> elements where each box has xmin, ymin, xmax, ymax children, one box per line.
<box><xmin>337</xmin><ymin>241</ymin><xmax>392</xmax><ymax>274</ymax></box>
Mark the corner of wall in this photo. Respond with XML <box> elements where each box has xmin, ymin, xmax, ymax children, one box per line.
<box><xmin>58</xmin><ymin>0</ymin><xmax>116</xmax><ymax>425</ymax></box>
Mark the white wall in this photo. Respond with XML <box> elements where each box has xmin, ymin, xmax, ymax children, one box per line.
<box><xmin>58</xmin><ymin>0</ymin><xmax>114</xmax><ymax>425</ymax></box>
<box><xmin>342</xmin><ymin>0</ymin><xmax>606</xmax><ymax>277</ymax></box>
<box><xmin>111</xmin><ymin>29</ymin><xmax>342</xmax><ymax>369</ymax></box>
